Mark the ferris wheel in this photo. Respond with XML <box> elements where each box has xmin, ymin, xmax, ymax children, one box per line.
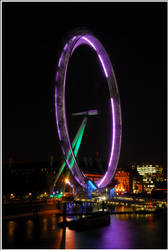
<box><xmin>55</xmin><ymin>29</ymin><xmax>122</xmax><ymax>191</ymax></box>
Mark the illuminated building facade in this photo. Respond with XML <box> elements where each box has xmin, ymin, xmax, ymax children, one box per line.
<box><xmin>114</xmin><ymin>170</ymin><xmax>130</xmax><ymax>194</ymax></box>
<box><xmin>132</xmin><ymin>177</ymin><xmax>143</xmax><ymax>194</ymax></box>
<box><xmin>130</xmin><ymin>164</ymin><xmax>164</xmax><ymax>194</ymax></box>
<box><xmin>85</xmin><ymin>173</ymin><xmax>103</xmax><ymax>182</ymax></box>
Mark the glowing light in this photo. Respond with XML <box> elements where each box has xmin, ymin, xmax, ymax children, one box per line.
<box><xmin>56</xmin><ymin>72</ymin><xmax>59</xmax><ymax>82</ymax></box>
<box><xmin>108</xmin><ymin>98</ymin><xmax>115</xmax><ymax>167</ymax></box>
<box><xmin>71</xmin><ymin>36</ymin><xmax>77</xmax><ymax>41</ymax></box>
<box><xmin>82</xmin><ymin>36</ymin><xmax>108</xmax><ymax>78</ymax></box>
<box><xmin>64</xmin><ymin>43</ymin><xmax>68</xmax><ymax>51</ymax></box>
<box><xmin>55</xmin><ymin>31</ymin><xmax>121</xmax><ymax>189</ymax></box>
<box><xmin>57</xmin><ymin>193</ymin><xmax>63</xmax><ymax>198</ymax></box>
<box><xmin>58</xmin><ymin>54</ymin><xmax>63</xmax><ymax>67</ymax></box>
<box><xmin>65</xmin><ymin>178</ymin><xmax>73</xmax><ymax>188</ymax></box>
<box><xmin>97</xmin><ymin>172</ymin><xmax>107</xmax><ymax>187</ymax></box>
<box><xmin>65</xmin><ymin>178</ymin><xmax>69</xmax><ymax>184</ymax></box>
<box><xmin>52</xmin><ymin>118</ymin><xmax>87</xmax><ymax>189</ymax></box>
<box><xmin>70</xmin><ymin>120</ymin><xmax>86</xmax><ymax>169</ymax></box>
<box><xmin>97</xmin><ymin>98</ymin><xmax>115</xmax><ymax>188</ymax></box>
<box><xmin>55</xmin><ymin>88</ymin><xmax>62</xmax><ymax>140</ymax></box>
<box><xmin>98</xmin><ymin>54</ymin><xmax>108</xmax><ymax>78</ymax></box>
<box><xmin>29</xmin><ymin>193</ymin><xmax>32</xmax><ymax>196</ymax></box>
<box><xmin>82</xmin><ymin>36</ymin><xmax>97</xmax><ymax>50</ymax></box>
<box><xmin>87</xmin><ymin>180</ymin><xmax>97</xmax><ymax>191</ymax></box>
<box><xmin>98</xmin><ymin>102</ymin><xmax>113</xmax><ymax>186</ymax></box>
<box><xmin>50</xmin><ymin>192</ymin><xmax>64</xmax><ymax>199</ymax></box>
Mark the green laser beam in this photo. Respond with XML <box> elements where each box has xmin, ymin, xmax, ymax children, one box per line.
<box><xmin>66</xmin><ymin>119</ymin><xmax>87</xmax><ymax>179</ymax></box>
<box><xmin>70</xmin><ymin>121</ymin><xmax>86</xmax><ymax>169</ymax></box>
<box><xmin>51</xmin><ymin>117</ymin><xmax>87</xmax><ymax>190</ymax></box>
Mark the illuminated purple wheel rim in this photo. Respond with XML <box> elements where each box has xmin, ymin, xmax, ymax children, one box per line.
<box><xmin>55</xmin><ymin>30</ymin><xmax>122</xmax><ymax>189</ymax></box>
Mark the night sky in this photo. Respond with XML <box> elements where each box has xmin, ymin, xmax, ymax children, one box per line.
<box><xmin>3</xmin><ymin>3</ymin><xmax>167</xmax><ymax>169</ymax></box>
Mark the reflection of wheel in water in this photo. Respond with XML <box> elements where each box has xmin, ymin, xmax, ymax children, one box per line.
<box><xmin>55</xmin><ymin>29</ymin><xmax>122</xmax><ymax>189</ymax></box>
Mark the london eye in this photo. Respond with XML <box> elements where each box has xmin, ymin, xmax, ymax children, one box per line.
<box><xmin>55</xmin><ymin>29</ymin><xmax>122</xmax><ymax>192</ymax></box>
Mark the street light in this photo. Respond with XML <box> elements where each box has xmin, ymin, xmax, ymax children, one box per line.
<box><xmin>65</xmin><ymin>178</ymin><xmax>69</xmax><ymax>184</ymax></box>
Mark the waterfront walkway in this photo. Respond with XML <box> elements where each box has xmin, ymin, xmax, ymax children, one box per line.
<box><xmin>3</xmin><ymin>207</ymin><xmax>160</xmax><ymax>220</ymax></box>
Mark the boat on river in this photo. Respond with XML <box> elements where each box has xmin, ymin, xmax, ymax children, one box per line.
<box><xmin>58</xmin><ymin>211</ymin><xmax>110</xmax><ymax>230</ymax></box>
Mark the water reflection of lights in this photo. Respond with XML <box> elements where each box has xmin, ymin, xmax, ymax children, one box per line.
<box><xmin>42</xmin><ymin>217</ymin><xmax>48</xmax><ymax>232</ymax></box>
<box><xmin>66</xmin><ymin>228</ymin><xmax>77</xmax><ymax>249</ymax></box>
<box><xmin>8</xmin><ymin>221</ymin><xmax>16</xmax><ymax>240</ymax></box>
<box><xmin>52</xmin><ymin>227</ymin><xmax>64</xmax><ymax>249</ymax></box>
<box><xmin>51</xmin><ymin>215</ymin><xmax>57</xmax><ymax>231</ymax></box>
<box><xmin>149</xmin><ymin>214</ymin><xmax>154</xmax><ymax>228</ymax></box>
<box><xmin>4</xmin><ymin>212</ymin><xmax>166</xmax><ymax>249</ymax></box>
<box><xmin>26</xmin><ymin>219</ymin><xmax>33</xmax><ymax>239</ymax></box>
<box><xmin>120</xmin><ymin>214</ymin><xmax>127</xmax><ymax>220</ymax></box>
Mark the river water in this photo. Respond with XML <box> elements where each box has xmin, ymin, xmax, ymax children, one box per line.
<box><xmin>2</xmin><ymin>210</ymin><xmax>167</xmax><ymax>249</ymax></box>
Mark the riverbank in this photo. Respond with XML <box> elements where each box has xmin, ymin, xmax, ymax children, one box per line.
<box><xmin>3</xmin><ymin>205</ymin><xmax>166</xmax><ymax>220</ymax></box>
